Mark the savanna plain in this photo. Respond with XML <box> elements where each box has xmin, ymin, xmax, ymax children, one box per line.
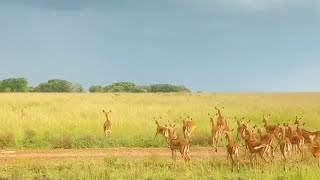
<box><xmin>1</xmin><ymin>93</ymin><xmax>320</xmax><ymax>179</ymax></box>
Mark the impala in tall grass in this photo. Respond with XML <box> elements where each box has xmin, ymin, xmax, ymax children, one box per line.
<box><xmin>181</xmin><ymin>117</ymin><xmax>196</xmax><ymax>140</ymax></box>
<box><xmin>102</xmin><ymin>110</ymin><xmax>112</xmax><ymax>137</ymax></box>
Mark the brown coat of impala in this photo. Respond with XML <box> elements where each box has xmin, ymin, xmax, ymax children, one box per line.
<box><xmin>102</xmin><ymin>110</ymin><xmax>112</xmax><ymax>137</ymax></box>
<box><xmin>278</xmin><ymin>125</ymin><xmax>292</xmax><ymax>171</ymax></box>
<box><xmin>182</xmin><ymin>117</ymin><xmax>196</xmax><ymax>139</ymax></box>
<box><xmin>224</xmin><ymin>130</ymin><xmax>240</xmax><ymax>172</ymax></box>
<box><xmin>308</xmin><ymin>134</ymin><xmax>320</xmax><ymax>167</ymax></box>
<box><xmin>164</xmin><ymin>124</ymin><xmax>190</xmax><ymax>168</ymax></box>
<box><xmin>153</xmin><ymin>117</ymin><xmax>167</xmax><ymax>139</ymax></box>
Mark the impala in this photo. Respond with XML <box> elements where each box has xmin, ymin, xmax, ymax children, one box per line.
<box><xmin>153</xmin><ymin>117</ymin><xmax>167</xmax><ymax>140</ymax></box>
<box><xmin>102</xmin><ymin>110</ymin><xmax>112</xmax><ymax>137</ymax></box>
<box><xmin>182</xmin><ymin>117</ymin><xmax>196</xmax><ymax>139</ymax></box>
<box><xmin>215</xmin><ymin>107</ymin><xmax>225</xmax><ymax>128</ymax></box>
<box><xmin>164</xmin><ymin>123</ymin><xmax>190</xmax><ymax>168</ymax></box>
<box><xmin>285</xmin><ymin>124</ymin><xmax>304</xmax><ymax>160</ymax></box>
<box><xmin>279</xmin><ymin>125</ymin><xmax>292</xmax><ymax>171</ymax></box>
<box><xmin>244</xmin><ymin>125</ymin><xmax>270</xmax><ymax>167</ymax></box>
<box><xmin>257</xmin><ymin>127</ymin><xmax>275</xmax><ymax>160</ymax></box>
<box><xmin>308</xmin><ymin>134</ymin><xmax>320</xmax><ymax>167</ymax></box>
<box><xmin>224</xmin><ymin>130</ymin><xmax>240</xmax><ymax>172</ymax></box>
<box><xmin>262</xmin><ymin>115</ymin><xmax>281</xmax><ymax>139</ymax></box>
<box><xmin>209</xmin><ymin>113</ymin><xmax>221</xmax><ymax>153</ymax></box>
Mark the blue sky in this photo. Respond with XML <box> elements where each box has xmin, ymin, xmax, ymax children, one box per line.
<box><xmin>0</xmin><ymin>0</ymin><xmax>319</xmax><ymax>91</ymax></box>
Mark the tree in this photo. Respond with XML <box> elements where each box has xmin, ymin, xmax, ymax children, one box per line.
<box><xmin>0</xmin><ymin>78</ymin><xmax>28</xmax><ymax>92</ymax></box>
<box><xmin>71</xmin><ymin>82</ymin><xmax>84</xmax><ymax>92</ymax></box>
<box><xmin>88</xmin><ymin>82</ymin><xmax>190</xmax><ymax>93</ymax></box>
<box><xmin>34</xmin><ymin>79</ymin><xmax>73</xmax><ymax>92</ymax></box>
<box><xmin>150</xmin><ymin>84</ymin><xmax>190</xmax><ymax>92</ymax></box>
<box><xmin>88</xmin><ymin>85</ymin><xmax>104</xmax><ymax>93</ymax></box>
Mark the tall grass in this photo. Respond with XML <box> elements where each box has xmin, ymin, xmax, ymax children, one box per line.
<box><xmin>0</xmin><ymin>92</ymin><xmax>320</xmax><ymax>148</ymax></box>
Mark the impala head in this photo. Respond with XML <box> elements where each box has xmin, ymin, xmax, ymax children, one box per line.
<box><xmin>164</xmin><ymin>123</ymin><xmax>178</xmax><ymax>140</ymax></box>
<box><xmin>208</xmin><ymin>113</ymin><xmax>218</xmax><ymax>123</ymax></box>
<box><xmin>262</xmin><ymin>114</ymin><xmax>270</xmax><ymax>124</ymax></box>
<box><xmin>236</xmin><ymin>117</ymin><xmax>245</xmax><ymax>126</ymax></box>
<box><xmin>102</xmin><ymin>110</ymin><xmax>112</xmax><ymax>119</ymax></box>
<box><xmin>294</xmin><ymin>115</ymin><xmax>303</xmax><ymax>125</ymax></box>
<box><xmin>215</xmin><ymin>107</ymin><xmax>224</xmax><ymax>116</ymax></box>
<box><xmin>154</xmin><ymin>117</ymin><xmax>162</xmax><ymax>124</ymax></box>
<box><xmin>243</xmin><ymin>120</ymin><xmax>253</xmax><ymax>136</ymax></box>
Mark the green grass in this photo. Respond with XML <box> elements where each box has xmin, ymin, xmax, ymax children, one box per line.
<box><xmin>0</xmin><ymin>92</ymin><xmax>320</xmax><ymax>148</ymax></box>
<box><xmin>0</xmin><ymin>156</ymin><xmax>319</xmax><ymax>179</ymax></box>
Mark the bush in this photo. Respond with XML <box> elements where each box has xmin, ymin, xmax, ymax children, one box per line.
<box><xmin>51</xmin><ymin>135</ymin><xmax>73</xmax><ymax>149</ymax></box>
<box><xmin>0</xmin><ymin>133</ymin><xmax>15</xmax><ymax>148</ymax></box>
<box><xmin>22</xmin><ymin>129</ymin><xmax>37</xmax><ymax>147</ymax></box>
<box><xmin>73</xmin><ymin>135</ymin><xmax>99</xmax><ymax>148</ymax></box>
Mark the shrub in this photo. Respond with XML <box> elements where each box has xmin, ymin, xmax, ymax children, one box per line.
<box><xmin>73</xmin><ymin>135</ymin><xmax>99</xmax><ymax>148</ymax></box>
<box><xmin>0</xmin><ymin>132</ymin><xmax>15</xmax><ymax>148</ymax></box>
<box><xmin>51</xmin><ymin>135</ymin><xmax>73</xmax><ymax>149</ymax></box>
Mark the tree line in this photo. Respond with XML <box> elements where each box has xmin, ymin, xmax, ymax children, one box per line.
<box><xmin>0</xmin><ymin>78</ymin><xmax>190</xmax><ymax>93</ymax></box>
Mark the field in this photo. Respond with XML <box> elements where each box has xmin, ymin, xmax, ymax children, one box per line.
<box><xmin>1</xmin><ymin>93</ymin><xmax>320</xmax><ymax>179</ymax></box>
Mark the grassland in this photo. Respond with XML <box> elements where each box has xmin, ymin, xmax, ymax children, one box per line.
<box><xmin>1</xmin><ymin>92</ymin><xmax>320</xmax><ymax>179</ymax></box>
<box><xmin>0</xmin><ymin>155</ymin><xmax>320</xmax><ymax>179</ymax></box>
<box><xmin>1</xmin><ymin>92</ymin><xmax>320</xmax><ymax>148</ymax></box>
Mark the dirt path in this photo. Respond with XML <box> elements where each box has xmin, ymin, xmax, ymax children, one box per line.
<box><xmin>0</xmin><ymin>147</ymin><xmax>226</xmax><ymax>161</ymax></box>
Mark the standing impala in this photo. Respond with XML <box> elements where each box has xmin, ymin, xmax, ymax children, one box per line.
<box><xmin>209</xmin><ymin>113</ymin><xmax>221</xmax><ymax>153</ymax></box>
<box><xmin>164</xmin><ymin>123</ymin><xmax>190</xmax><ymax>168</ymax></box>
<box><xmin>215</xmin><ymin>107</ymin><xmax>225</xmax><ymax>129</ymax></box>
<box><xmin>102</xmin><ymin>110</ymin><xmax>112</xmax><ymax>137</ymax></box>
<box><xmin>182</xmin><ymin>117</ymin><xmax>196</xmax><ymax>139</ymax></box>
<box><xmin>224</xmin><ymin>130</ymin><xmax>240</xmax><ymax>172</ymax></box>
<box><xmin>262</xmin><ymin>115</ymin><xmax>281</xmax><ymax>139</ymax></box>
<box><xmin>279</xmin><ymin>124</ymin><xmax>292</xmax><ymax>171</ymax></box>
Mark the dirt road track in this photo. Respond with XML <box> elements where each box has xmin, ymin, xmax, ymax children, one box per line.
<box><xmin>0</xmin><ymin>147</ymin><xmax>226</xmax><ymax>161</ymax></box>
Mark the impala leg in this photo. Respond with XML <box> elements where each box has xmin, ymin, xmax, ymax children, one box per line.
<box><xmin>171</xmin><ymin>150</ymin><xmax>176</xmax><ymax>169</ymax></box>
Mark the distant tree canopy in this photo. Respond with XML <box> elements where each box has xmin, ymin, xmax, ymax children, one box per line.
<box><xmin>88</xmin><ymin>82</ymin><xmax>190</xmax><ymax>93</ymax></box>
<box><xmin>0</xmin><ymin>78</ymin><xmax>190</xmax><ymax>93</ymax></box>
<box><xmin>0</xmin><ymin>78</ymin><xmax>28</xmax><ymax>92</ymax></box>
<box><xmin>34</xmin><ymin>79</ymin><xmax>84</xmax><ymax>92</ymax></box>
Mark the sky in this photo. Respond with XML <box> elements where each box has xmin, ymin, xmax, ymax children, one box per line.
<box><xmin>0</xmin><ymin>0</ymin><xmax>319</xmax><ymax>92</ymax></box>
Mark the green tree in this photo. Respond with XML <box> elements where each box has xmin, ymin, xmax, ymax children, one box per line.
<box><xmin>34</xmin><ymin>79</ymin><xmax>73</xmax><ymax>92</ymax></box>
<box><xmin>150</xmin><ymin>84</ymin><xmax>190</xmax><ymax>92</ymax></box>
<box><xmin>88</xmin><ymin>85</ymin><xmax>104</xmax><ymax>93</ymax></box>
<box><xmin>71</xmin><ymin>82</ymin><xmax>84</xmax><ymax>92</ymax></box>
<box><xmin>0</xmin><ymin>78</ymin><xmax>28</xmax><ymax>92</ymax></box>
